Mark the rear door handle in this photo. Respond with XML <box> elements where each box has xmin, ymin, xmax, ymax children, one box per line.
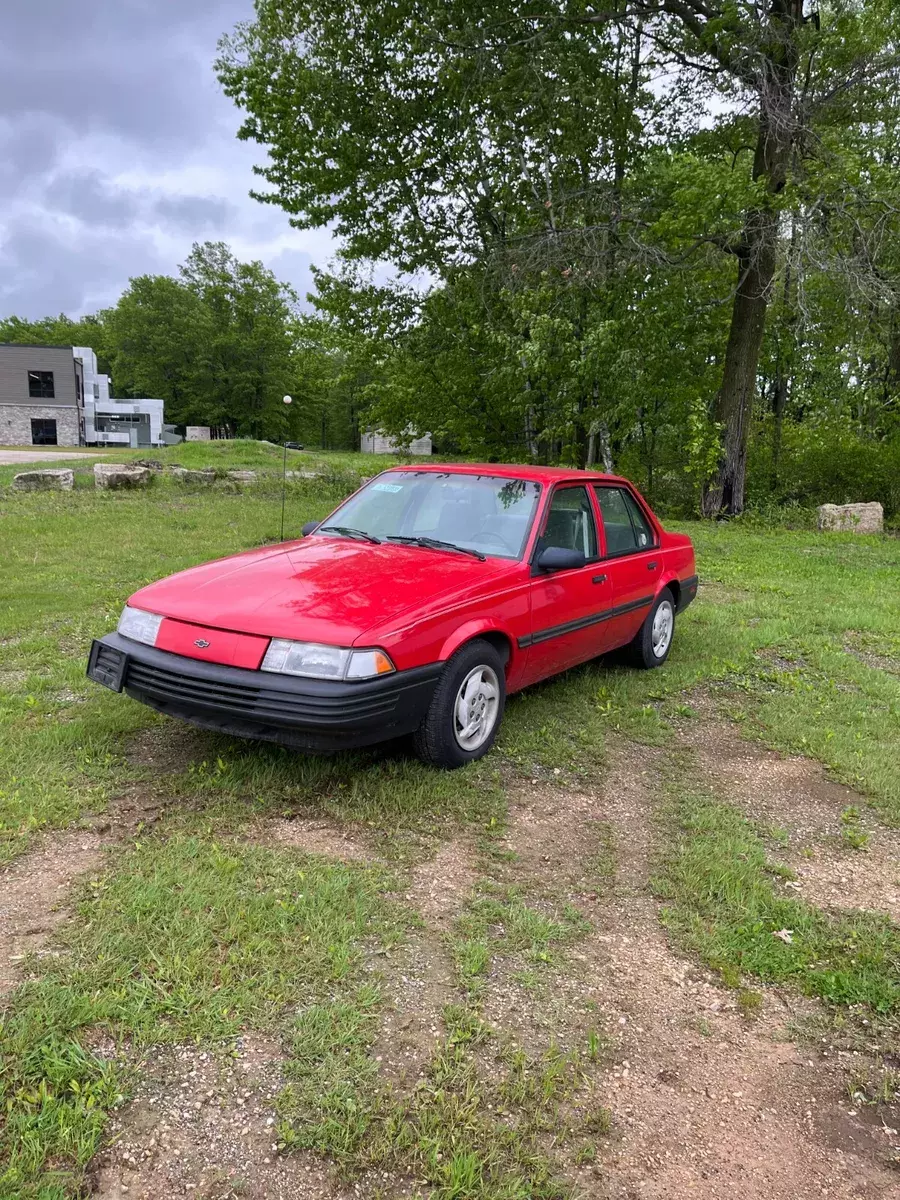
<box><xmin>592</xmin><ymin>574</ymin><xmax>607</xmax><ymax>584</ymax></box>
<box><xmin>647</xmin><ymin>561</ymin><xmax>658</xmax><ymax>570</ymax></box>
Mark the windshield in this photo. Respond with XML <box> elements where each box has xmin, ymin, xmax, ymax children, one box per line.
<box><xmin>315</xmin><ymin>471</ymin><xmax>542</xmax><ymax>559</ymax></box>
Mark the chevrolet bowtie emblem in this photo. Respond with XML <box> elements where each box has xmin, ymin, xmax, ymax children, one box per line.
<box><xmin>194</xmin><ymin>638</ymin><xmax>210</xmax><ymax>648</ymax></box>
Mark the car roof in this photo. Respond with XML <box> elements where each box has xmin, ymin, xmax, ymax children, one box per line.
<box><xmin>381</xmin><ymin>462</ymin><xmax>628</xmax><ymax>485</ymax></box>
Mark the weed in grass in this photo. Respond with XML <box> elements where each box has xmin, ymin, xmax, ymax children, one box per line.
<box><xmin>737</xmin><ymin>988</ymin><xmax>764</xmax><ymax>1019</ymax></box>
<box><xmin>279</xmin><ymin>1007</ymin><xmax>599</xmax><ymax>1198</ymax></box>
<box><xmin>840</xmin><ymin>806</ymin><xmax>871</xmax><ymax>851</ymax></box>
<box><xmin>580</xmin><ymin>1107</ymin><xmax>612</xmax><ymax>1136</ymax></box>
<box><xmin>846</xmin><ymin>1067</ymin><xmax>900</xmax><ymax>1107</ymax></box>
<box><xmin>451</xmin><ymin>883</ymin><xmax>588</xmax><ymax>992</ymax></box>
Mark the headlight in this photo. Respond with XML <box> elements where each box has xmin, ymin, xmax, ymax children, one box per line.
<box><xmin>118</xmin><ymin>606</ymin><xmax>164</xmax><ymax>646</ymax></box>
<box><xmin>261</xmin><ymin>640</ymin><xmax>395</xmax><ymax>680</ymax></box>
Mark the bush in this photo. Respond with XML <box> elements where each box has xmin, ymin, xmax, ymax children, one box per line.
<box><xmin>748</xmin><ymin>422</ymin><xmax>900</xmax><ymax>519</ymax></box>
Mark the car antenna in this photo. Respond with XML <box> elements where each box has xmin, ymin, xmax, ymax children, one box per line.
<box><xmin>280</xmin><ymin>394</ymin><xmax>297</xmax><ymax>543</ymax></box>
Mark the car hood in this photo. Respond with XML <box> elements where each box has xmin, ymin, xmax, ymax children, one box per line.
<box><xmin>128</xmin><ymin>536</ymin><xmax>519</xmax><ymax>646</ymax></box>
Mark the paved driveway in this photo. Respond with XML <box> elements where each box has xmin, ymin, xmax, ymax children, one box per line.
<box><xmin>0</xmin><ymin>449</ymin><xmax>112</xmax><ymax>466</ymax></box>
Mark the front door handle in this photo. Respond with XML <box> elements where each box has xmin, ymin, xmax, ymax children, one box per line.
<box><xmin>592</xmin><ymin>574</ymin><xmax>607</xmax><ymax>584</ymax></box>
<box><xmin>647</xmin><ymin>561</ymin><xmax>658</xmax><ymax>570</ymax></box>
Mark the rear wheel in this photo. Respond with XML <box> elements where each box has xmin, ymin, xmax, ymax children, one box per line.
<box><xmin>628</xmin><ymin>588</ymin><xmax>675</xmax><ymax>669</ymax></box>
<box><xmin>413</xmin><ymin>639</ymin><xmax>506</xmax><ymax>769</ymax></box>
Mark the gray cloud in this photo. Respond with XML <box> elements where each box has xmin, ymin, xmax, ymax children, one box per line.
<box><xmin>0</xmin><ymin>216</ymin><xmax>169</xmax><ymax>316</ymax></box>
<box><xmin>153</xmin><ymin>194</ymin><xmax>238</xmax><ymax>233</ymax></box>
<box><xmin>0</xmin><ymin>0</ymin><xmax>329</xmax><ymax>318</ymax></box>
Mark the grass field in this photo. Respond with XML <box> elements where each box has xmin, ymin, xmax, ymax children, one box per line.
<box><xmin>1</xmin><ymin>443</ymin><xmax>899</xmax><ymax>1197</ymax></box>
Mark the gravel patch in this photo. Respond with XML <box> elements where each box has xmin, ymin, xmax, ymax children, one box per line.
<box><xmin>91</xmin><ymin>1037</ymin><xmax>351</xmax><ymax>1200</ymax></box>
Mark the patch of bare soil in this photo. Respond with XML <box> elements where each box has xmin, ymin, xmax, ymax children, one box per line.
<box><xmin>844</xmin><ymin>633</ymin><xmax>900</xmax><ymax>678</ymax></box>
<box><xmin>792</xmin><ymin>838</ymin><xmax>900</xmax><ymax>924</ymax></box>
<box><xmin>127</xmin><ymin>722</ymin><xmax>215</xmax><ymax>775</ymax></box>
<box><xmin>92</xmin><ymin>1036</ymin><xmax>352</xmax><ymax>1200</ymax></box>
<box><xmin>0</xmin><ymin>829</ymin><xmax>104</xmax><ymax>997</ymax></box>
<box><xmin>263</xmin><ymin>817</ymin><xmax>377</xmax><ymax>864</ymax></box>
<box><xmin>472</xmin><ymin>781</ymin><xmax>618</xmax><ymax>1051</ymax></box>
<box><xmin>369</xmin><ymin>839</ymin><xmax>476</xmax><ymax>1088</ymax></box>
<box><xmin>405</xmin><ymin>836</ymin><xmax>477</xmax><ymax>928</ymax></box>
<box><xmin>369</xmin><ymin>936</ymin><xmax>456</xmax><ymax>1092</ymax></box>
<box><xmin>680</xmin><ymin>710</ymin><xmax>900</xmax><ymax>924</ymax></box>
<box><xmin>577</xmin><ymin>742</ymin><xmax>900</xmax><ymax>1200</ymax></box>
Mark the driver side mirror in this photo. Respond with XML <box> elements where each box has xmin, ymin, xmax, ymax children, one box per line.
<box><xmin>301</xmin><ymin>520</ymin><xmax>320</xmax><ymax>537</ymax></box>
<box><xmin>536</xmin><ymin>546</ymin><xmax>587</xmax><ymax>572</ymax></box>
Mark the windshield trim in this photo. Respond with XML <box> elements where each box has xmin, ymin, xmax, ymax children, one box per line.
<box><xmin>313</xmin><ymin>470</ymin><xmax>543</xmax><ymax>561</ymax></box>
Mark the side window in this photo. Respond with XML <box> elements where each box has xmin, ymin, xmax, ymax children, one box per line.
<box><xmin>622</xmin><ymin>490</ymin><xmax>655</xmax><ymax>549</ymax></box>
<box><xmin>541</xmin><ymin>486</ymin><xmax>598</xmax><ymax>559</ymax></box>
<box><xmin>594</xmin><ymin>486</ymin><xmax>655</xmax><ymax>555</ymax></box>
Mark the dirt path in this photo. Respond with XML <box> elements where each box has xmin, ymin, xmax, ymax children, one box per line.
<box><xmin>0</xmin><ymin>829</ymin><xmax>104</xmax><ymax>997</ymax></box>
<box><xmin>6</xmin><ymin>716</ymin><xmax>899</xmax><ymax>1197</ymax></box>
<box><xmin>581</xmin><ymin>741</ymin><xmax>898</xmax><ymax>1200</ymax></box>
<box><xmin>681</xmin><ymin>713</ymin><xmax>900</xmax><ymax>924</ymax></box>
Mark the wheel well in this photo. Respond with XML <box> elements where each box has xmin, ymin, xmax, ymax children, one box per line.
<box><xmin>476</xmin><ymin>631</ymin><xmax>512</xmax><ymax>669</ymax></box>
<box><xmin>666</xmin><ymin>579</ymin><xmax>681</xmax><ymax>610</ymax></box>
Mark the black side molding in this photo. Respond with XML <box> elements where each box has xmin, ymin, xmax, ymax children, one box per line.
<box><xmin>518</xmin><ymin>594</ymin><xmax>654</xmax><ymax>650</ymax></box>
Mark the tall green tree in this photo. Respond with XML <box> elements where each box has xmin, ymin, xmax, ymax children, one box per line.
<box><xmin>104</xmin><ymin>275</ymin><xmax>209</xmax><ymax>418</ymax></box>
<box><xmin>218</xmin><ymin>0</ymin><xmax>900</xmax><ymax>513</ymax></box>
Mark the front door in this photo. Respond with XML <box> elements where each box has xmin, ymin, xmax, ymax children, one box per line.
<box><xmin>522</xmin><ymin>484</ymin><xmax>614</xmax><ymax>684</ymax></box>
<box><xmin>593</xmin><ymin>485</ymin><xmax>661</xmax><ymax>649</ymax></box>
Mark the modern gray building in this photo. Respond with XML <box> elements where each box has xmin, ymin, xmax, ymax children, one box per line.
<box><xmin>0</xmin><ymin>343</ymin><xmax>174</xmax><ymax>448</ymax></box>
<box><xmin>0</xmin><ymin>343</ymin><xmax>86</xmax><ymax>446</ymax></box>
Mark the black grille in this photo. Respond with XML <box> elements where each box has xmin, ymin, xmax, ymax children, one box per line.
<box><xmin>125</xmin><ymin>660</ymin><xmax>399</xmax><ymax>727</ymax></box>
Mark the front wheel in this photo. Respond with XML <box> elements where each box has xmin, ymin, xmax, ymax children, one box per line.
<box><xmin>413</xmin><ymin>639</ymin><xmax>506</xmax><ymax>769</ymax></box>
<box><xmin>628</xmin><ymin>588</ymin><xmax>675</xmax><ymax>669</ymax></box>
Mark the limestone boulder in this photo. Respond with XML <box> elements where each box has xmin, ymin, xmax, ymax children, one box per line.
<box><xmin>226</xmin><ymin>470</ymin><xmax>258</xmax><ymax>484</ymax></box>
<box><xmin>94</xmin><ymin>463</ymin><xmax>152</xmax><ymax>490</ymax></box>
<box><xmin>12</xmin><ymin>469</ymin><xmax>74</xmax><ymax>492</ymax></box>
<box><xmin>170</xmin><ymin>467</ymin><xmax>216</xmax><ymax>485</ymax></box>
<box><xmin>817</xmin><ymin>502</ymin><xmax>883</xmax><ymax>534</ymax></box>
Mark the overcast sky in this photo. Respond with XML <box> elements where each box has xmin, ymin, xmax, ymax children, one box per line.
<box><xmin>0</xmin><ymin>0</ymin><xmax>337</xmax><ymax>320</ymax></box>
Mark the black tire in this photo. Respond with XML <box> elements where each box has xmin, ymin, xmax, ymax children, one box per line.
<box><xmin>627</xmin><ymin>587</ymin><xmax>676</xmax><ymax>669</ymax></box>
<box><xmin>413</xmin><ymin>638</ymin><xmax>506</xmax><ymax>769</ymax></box>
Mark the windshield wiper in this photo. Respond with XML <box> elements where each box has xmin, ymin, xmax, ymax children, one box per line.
<box><xmin>319</xmin><ymin>525</ymin><xmax>381</xmax><ymax>544</ymax></box>
<box><xmin>387</xmin><ymin>535</ymin><xmax>486</xmax><ymax>562</ymax></box>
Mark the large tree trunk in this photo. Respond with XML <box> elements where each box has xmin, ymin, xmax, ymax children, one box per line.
<box><xmin>702</xmin><ymin>231</ymin><xmax>775</xmax><ymax>516</ymax></box>
<box><xmin>701</xmin><ymin>0</ymin><xmax>803</xmax><ymax>517</ymax></box>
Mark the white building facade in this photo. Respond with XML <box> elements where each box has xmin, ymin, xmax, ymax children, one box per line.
<box><xmin>361</xmin><ymin>428</ymin><xmax>433</xmax><ymax>455</ymax></box>
<box><xmin>74</xmin><ymin>346</ymin><xmax>166</xmax><ymax>449</ymax></box>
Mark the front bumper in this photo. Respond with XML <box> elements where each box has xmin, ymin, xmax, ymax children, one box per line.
<box><xmin>87</xmin><ymin>633</ymin><xmax>442</xmax><ymax>752</ymax></box>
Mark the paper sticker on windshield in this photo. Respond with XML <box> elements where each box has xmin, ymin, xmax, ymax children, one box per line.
<box><xmin>373</xmin><ymin>482</ymin><xmax>403</xmax><ymax>493</ymax></box>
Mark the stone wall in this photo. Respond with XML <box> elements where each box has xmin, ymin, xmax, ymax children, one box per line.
<box><xmin>0</xmin><ymin>404</ymin><xmax>82</xmax><ymax>446</ymax></box>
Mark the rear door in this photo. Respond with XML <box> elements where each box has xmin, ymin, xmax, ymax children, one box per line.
<box><xmin>522</xmin><ymin>484</ymin><xmax>614</xmax><ymax>683</ymax></box>
<box><xmin>593</xmin><ymin>485</ymin><xmax>661</xmax><ymax>649</ymax></box>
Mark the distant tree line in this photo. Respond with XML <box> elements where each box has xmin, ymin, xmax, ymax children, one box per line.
<box><xmin>5</xmin><ymin>0</ymin><xmax>900</xmax><ymax>520</ymax></box>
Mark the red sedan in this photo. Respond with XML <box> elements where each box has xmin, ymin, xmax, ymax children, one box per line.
<box><xmin>88</xmin><ymin>464</ymin><xmax>697</xmax><ymax>768</ymax></box>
